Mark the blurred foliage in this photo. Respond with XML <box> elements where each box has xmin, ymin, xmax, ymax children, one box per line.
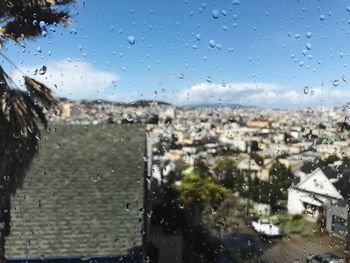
<box><xmin>0</xmin><ymin>0</ymin><xmax>75</xmax><ymax>44</ymax></box>
<box><xmin>177</xmin><ymin>172</ymin><xmax>226</xmax><ymax>221</ymax></box>
<box><xmin>322</xmin><ymin>154</ymin><xmax>340</xmax><ymax>165</ymax></box>
<box><xmin>214</xmin><ymin>158</ymin><xmax>237</xmax><ymax>188</ymax></box>
<box><xmin>193</xmin><ymin>155</ymin><xmax>212</xmax><ymax>178</ymax></box>
<box><xmin>275</xmin><ymin>214</ymin><xmax>322</xmax><ymax>237</ymax></box>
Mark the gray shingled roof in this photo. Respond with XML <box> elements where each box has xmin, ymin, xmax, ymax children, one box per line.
<box><xmin>5</xmin><ymin>124</ymin><xmax>146</xmax><ymax>259</ymax></box>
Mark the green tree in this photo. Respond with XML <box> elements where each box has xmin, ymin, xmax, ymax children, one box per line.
<box><xmin>214</xmin><ymin>158</ymin><xmax>237</xmax><ymax>188</ymax></box>
<box><xmin>193</xmin><ymin>155</ymin><xmax>211</xmax><ymax>178</ymax></box>
<box><xmin>322</xmin><ymin>154</ymin><xmax>340</xmax><ymax>165</ymax></box>
<box><xmin>256</xmin><ymin>161</ymin><xmax>292</xmax><ymax>207</ymax></box>
<box><xmin>0</xmin><ymin>1</ymin><xmax>75</xmax><ymax>260</ymax></box>
<box><xmin>177</xmin><ymin>172</ymin><xmax>226</xmax><ymax>223</ymax></box>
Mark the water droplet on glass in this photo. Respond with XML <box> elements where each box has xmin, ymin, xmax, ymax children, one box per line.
<box><xmin>209</xmin><ymin>40</ymin><xmax>216</xmax><ymax>48</ymax></box>
<box><xmin>195</xmin><ymin>34</ymin><xmax>201</xmax><ymax>41</ymax></box>
<box><xmin>295</xmin><ymin>34</ymin><xmax>300</xmax><ymax>40</ymax></box>
<box><xmin>90</xmin><ymin>174</ymin><xmax>102</xmax><ymax>183</ymax></box>
<box><xmin>126</xmin><ymin>114</ymin><xmax>134</xmax><ymax>122</ymax></box>
<box><xmin>212</xmin><ymin>9</ymin><xmax>219</xmax><ymax>19</ymax></box>
<box><xmin>125</xmin><ymin>203</ymin><xmax>130</xmax><ymax>211</ymax></box>
<box><xmin>222</xmin><ymin>10</ymin><xmax>228</xmax><ymax>16</ymax></box>
<box><xmin>332</xmin><ymin>80</ymin><xmax>340</xmax><ymax>87</ymax></box>
<box><xmin>127</xmin><ymin>36</ymin><xmax>136</xmax><ymax>45</ymax></box>
<box><xmin>319</xmin><ymin>14</ymin><xmax>325</xmax><ymax>21</ymax></box>
<box><xmin>304</xmin><ymin>86</ymin><xmax>310</xmax><ymax>94</ymax></box>
<box><xmin>39</xmin><ymin>65</ymin><xmax>47</xmax><ymax>75</ymax></box>
<box><xmin>211</xmin><ymin>205</ymin><xmax>218</xmax><ymax>214</ymax></box>
<box><xmin>232</xmin><ymin>0</ymin><xmax>241</xmax><ymax>5</ymax></box>
<box><xmin>306</xmin><ymin>32</ymin><xmax>312</xmax><ymax>38</ymax></box>
<box><xmin>347</xmin><ymin>6</ymin><xmax>350</xmax><ymax>12</ymax></box>
<box><xmin>206</xmin><ymin>76</ymin><xmax>212</xmax><ymax>83</ymax></box>
<box><xmin>306</xmin><ymin>43</ymin><xmax>312</xmax><ymax>50</ymax></box>
<box><xmin>178</xmin><ymin>73</ymin><xmax>185</xmax><ymax>79</ymax></box>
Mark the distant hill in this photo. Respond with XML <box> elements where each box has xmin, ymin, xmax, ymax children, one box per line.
<box><xmin>183</xmin><ymin>103</ymin><xmax>248</xmax><ymax>109</ymax></box>
<box><xmin>58</xmin><ymin>98</ymin><xmax>172</xmax><ymax>107</ymax></box>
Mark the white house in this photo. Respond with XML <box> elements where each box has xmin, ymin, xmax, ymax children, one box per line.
<box><xmin>288</xmin><ymin>166</ymin><xmax>344</xmax><ymax>221</ymax></box>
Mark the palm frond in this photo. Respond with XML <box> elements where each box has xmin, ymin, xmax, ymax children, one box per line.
<box><xmin>24</xmin><ymin>76</ymin><xmax>57</xmax><ymax>107</ymax></box>
<box><xmin>0</xmin><ymin>66</ymin><xmax>56</xmax><ymax>194</ymax></box>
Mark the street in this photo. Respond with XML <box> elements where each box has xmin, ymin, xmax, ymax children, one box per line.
<box><xmin>219</xmin><ymin>219</ymin><xmax>345</xmax><ymax>262</ymax></box>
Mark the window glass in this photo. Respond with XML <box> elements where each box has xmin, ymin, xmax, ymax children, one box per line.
<box><xmin>0</xmin><ymin>1</ymin><xmax>349</xmax><ymax>263</ymax></box>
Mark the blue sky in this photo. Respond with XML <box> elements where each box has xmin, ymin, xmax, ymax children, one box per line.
<box><xmin>3</xmin><ymin>0</ymin><xmax>350</xmax><ymax>108</ymax></box>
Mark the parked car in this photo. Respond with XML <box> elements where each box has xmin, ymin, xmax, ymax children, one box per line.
<box><xmin>306</xmin><ymin>253</ymin><xmax>343</xmax><ymax>263</ymax></box>
<box><xmin>252</xmin><ymin>219</ymin><xmax>281</xmax><ymax>237</ymax></box>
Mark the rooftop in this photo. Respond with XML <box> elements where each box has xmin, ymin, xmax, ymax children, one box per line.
<box><xmin>5</xmin><ymin>124</ymin><xmax>146</xmax><ymax>259</ymax></box>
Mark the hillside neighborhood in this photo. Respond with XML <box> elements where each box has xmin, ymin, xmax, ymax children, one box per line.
<box><xmin>39</xmin><ymin>99</ymin><xmax>350</xmax><ymax>262</ymax></box>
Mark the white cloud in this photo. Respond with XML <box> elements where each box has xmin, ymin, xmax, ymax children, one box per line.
<box><xmin>168</xmin><ymin>82</ymin><xmax>350</xmax><ymax>108</ymax></box>
<box><xmin>12</xmin><ymin>60</ymin><xmax>118</xmax><ymax>100</ymax></box>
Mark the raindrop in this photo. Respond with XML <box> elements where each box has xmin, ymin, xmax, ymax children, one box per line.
<box><xmin>306</xmin><ymin>32</ymin><xmax>312</xmax><ymax>38</ymax></box>
<box><xmin>212</xmin><ymin>9</ymin><xmax>219</xmax><ymax>19</ymax></box>
<box><xmin>127</xmin><ymin>36</ymin><xmax>136</xmax><ymax>45</ymax></box>
<box><xmin>126</xmin><ymin>114</ymin><xmax>134</xmax><ymax>122</ymax></box>
<box><xmin>222</xmin><ymin>10</ymin><xmax>228</xmax><ymax>16</ymax></box>
<box><xmin>332</xmin><ymin>80</ymin><xmax>340</xmax><ymax>87</ymax></box>
<box><xmin>211</xmin><ymin>205</ymin><xmax>218</xmax><ymax>214</ymax></box>
<box><xmin>299</xmin><ymin>61</ymin><xmax>304</xmax><ymax>67</ymax></box>
<box><xmin>347</xmin><ymin>6</ymin><xmax>350</xmax><ymax>12</ymax></box>
<box><xmin>209</xmin><ymin>40</ymin><xmax>216</xmax><ymax>48</ymax></box>
<box><xmin>178</xmin><ymin>73</ymin><xmax>185</xmax><ymax>79</ymax></box>
<box><xmin>295</xmin><ymin>34</ymin><xmax>300</xmax><ymax>40</ymax></box>
<box><xmin>195</xmin><ymin>34</ymin><xmax>201</xmax><ymax>41</ymax></box>
<box><xmin>125</xmin><ymin>203</ymin><xmax>130</xmax><ymax>211</ymax></box>
<box><xmin>319</xmin><ymin>14</ymin><xmax>325</xmax><ymax>21</ymax></box>
<box><xmin>90</xmin><ymin>174</ymin><xmax>102</xmax><ymax>183</ymax></box>
<box><xmin>232</xmin><ymin>0</ymin><xmax>241</xmax><ymax>5</ymax></box>
<box><xmin>39</xmin><ymin>65</ymin><xmax>47</xmax><ymax>75</ymax></box>
<box><xmin>306</xmin><ymin>43</ymin><xmax>312</xmax><ymax>50</ymax></box>
<box><xmin>304</xmin><ymin>86</ymin><xmax>310</xmax><ymax>94</ymax></box>
<box><xmin>178</xmin><ymin>203</ymin><xmax>184</xmax><ymax>209</ymax></box>
<box><xmin>206</xmin><ymin>76</ymin><xmax>212</xmax><ymax>83</ymax></box>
